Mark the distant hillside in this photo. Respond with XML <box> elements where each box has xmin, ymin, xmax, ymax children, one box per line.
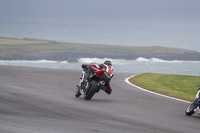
<box><xmin>1</xmin><ymin>37</ymin><xmax>200</xmax><ymax>61</ymax></box>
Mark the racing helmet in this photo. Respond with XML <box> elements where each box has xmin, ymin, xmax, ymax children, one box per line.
<box><xmin>104</xmin><ymin>60</ymin><xmax>113</xmax><ymax>70</ymax></box>
<box><xmin>104</xmin><ymin>60</ymin><xmax>112</xmax><ymax>66</ymax></box>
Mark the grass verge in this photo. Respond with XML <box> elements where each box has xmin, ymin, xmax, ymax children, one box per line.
<box><xmin>0</xmin><ymin>37</ymin><xmax>50</xmax><ymax>45</ymax></box>
<box><xmin>129</xmin><ymin>73</ymin><xmax>200</xmax><ymax>102</ymax></box>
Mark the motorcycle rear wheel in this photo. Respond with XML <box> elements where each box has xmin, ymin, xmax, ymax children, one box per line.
<box><xmin>84</xmin><ymin>80</ymin><xmax>99</xmax><ymax>100</ymax></box>
<box><xmin>185</xmin><ymin>100</ymin><xmax>195</xmax><ymax>116</ymax></box>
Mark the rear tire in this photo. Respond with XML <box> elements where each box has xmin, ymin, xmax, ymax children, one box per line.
<box><xmin>185</xmin><ymin>100</ymin><xmax>195</xmax><ymax>116</ymax></box>
<box><xmin>84</xmin><ymin>80</ymin><xmax>99</xmax><ymax>100</ymax></box>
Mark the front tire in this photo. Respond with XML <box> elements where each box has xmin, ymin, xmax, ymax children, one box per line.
<box><xmin>84</xmin><ymin>80</ymin><xmax>99</xmax><ymax>100</ymax></box>
<box><xmin>185</xmin><ymin>100</ymin><xmax>195</xmax><ymax>116</ymax></box>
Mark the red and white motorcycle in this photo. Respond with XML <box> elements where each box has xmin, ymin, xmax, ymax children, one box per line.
<box><xmin>75</xmin><ymin>64</ymin><xmax>114</xmax><ymax>100</ymax></box>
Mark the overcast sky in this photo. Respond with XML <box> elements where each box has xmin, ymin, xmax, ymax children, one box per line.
<box><xmin>0</xmin><ymin>0</ymin><xmax>200</xmax><ymax>25</ymax></box>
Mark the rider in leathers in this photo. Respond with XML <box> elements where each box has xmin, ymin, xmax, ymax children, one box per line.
<box><xmin>82</xmin><ymin>61</ymin><xmax>113</xmax><ymax>94</ymax></box>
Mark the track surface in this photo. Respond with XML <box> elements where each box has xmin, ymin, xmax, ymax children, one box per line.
<box><xmin>0</xmin><ymin>65</ymin><xmax>199</xmax><ymax>133</ymax></box>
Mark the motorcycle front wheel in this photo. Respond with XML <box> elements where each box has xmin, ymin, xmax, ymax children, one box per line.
<box><xmin>84</xmin><ymin>80</ymin><xmax>99</xmax><ymax>100</ymax></box>
<box><xmin>185</xmin><ymin>100</ymin><xmax>195</xmax><ymax>116</ymax></box>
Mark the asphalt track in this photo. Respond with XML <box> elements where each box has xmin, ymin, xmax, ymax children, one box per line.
<box><xmin>0</xmin><ymin>65</ymin><xmax>199</xmax><ymax>133</ymax></box>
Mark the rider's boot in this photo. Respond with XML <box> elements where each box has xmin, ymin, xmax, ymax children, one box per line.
<box><xmin>105</xmin><ymin>88</ymin><xmax>112</xmax><ymax>94</ymax></box>
<box><xmin>101</xmin><ymin>86</ymin><xmax>112</xmax><ymax>95</ymax></box>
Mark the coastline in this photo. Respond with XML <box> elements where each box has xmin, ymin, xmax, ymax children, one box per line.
<box><xmin>1</xmin><ymin>37</ymin><xmax>200</xmax><ymax>62</ymax></box>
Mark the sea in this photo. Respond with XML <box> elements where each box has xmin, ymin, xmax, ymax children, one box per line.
<box><xmin>0</xmin><ymin>20</ymin><xmax>200</xmax><ymax>76</ymax></box>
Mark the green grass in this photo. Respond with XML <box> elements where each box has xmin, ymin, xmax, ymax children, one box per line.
<box><xmin>129</xmin><ymin>73</ymin><xmax>200</xmax><ymax>101</ymax></box>
<box><xmin>0</xmin><ymin>38</ymin><xmax>50</xmax><ymax>45</ymax></box>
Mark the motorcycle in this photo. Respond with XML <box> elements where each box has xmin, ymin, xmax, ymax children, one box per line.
<box><xmin>75</xmin><ymin>65</ymin><xmax>114</xmax><ymax>100</ymax></box>
<box><xmin>185</xmin><ymin>85</ymin><xmax>200</xmax><ymax>116</ymax></box>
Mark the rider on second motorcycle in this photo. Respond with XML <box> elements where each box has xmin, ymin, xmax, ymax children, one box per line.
<box><xmin>81</xmin><ymin>60</ymin><xmax>114</xmax><ymax>94</ymax></box>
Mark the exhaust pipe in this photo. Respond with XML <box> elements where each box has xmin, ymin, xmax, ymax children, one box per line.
<box><xmin>99</xmin><ymin>81</ymin><xmax>105</xmax><ymax>86</ymax></box>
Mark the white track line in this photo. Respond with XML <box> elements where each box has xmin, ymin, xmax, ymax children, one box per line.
<box><xmin>125</xmin><ymin>75</ymin><xmax>190</xmax><ymax>103</ymax></box>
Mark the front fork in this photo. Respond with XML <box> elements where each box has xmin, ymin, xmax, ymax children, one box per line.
<box><xmin>78</xmin><ymin>71</ymin><xmax>89</xmax><ymax>95</ymax></box>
